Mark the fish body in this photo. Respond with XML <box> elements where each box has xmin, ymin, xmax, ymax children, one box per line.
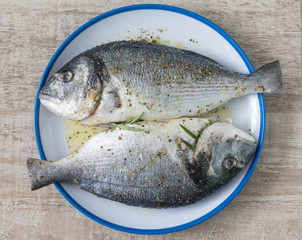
<box><xmin>27</xmin><ymin>118</ymin><xmax>257</xmax><ymax>208</ymax></box>
<box><xmin>39</xmin><ymin>41</ymin><xmax>283</xmax><ymax>125</ymax></box>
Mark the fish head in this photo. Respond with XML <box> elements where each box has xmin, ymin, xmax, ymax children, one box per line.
<box><xmin>194</xmin><ymin>120</ymin><xmax>257</xmax><ymax>184</ymax></box>
<box><xmin>39</xmin><ymin>55</ymin><xmax>102</xmax><ymax>120</ymax></box>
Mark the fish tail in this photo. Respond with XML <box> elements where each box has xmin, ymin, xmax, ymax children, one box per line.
<box><xmin>26</xmin><ymin>158</ymin><xmax>54</xmax><ymax>190</ymax></box>
<box><xmin>252</xmin><ymin>60</ymin><xmax>283</xmax><ymax>94</ymax></box>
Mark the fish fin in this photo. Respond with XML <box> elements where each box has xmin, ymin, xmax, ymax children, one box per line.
<box><xmin>253</xmin><ymin>60</ymin><xmax>283</xmax><ymax>94</ymax></box>
<box><xmin>26</xmin><ymin>158</ymin><xmax>53</xmax><ymax>191</ymax></box>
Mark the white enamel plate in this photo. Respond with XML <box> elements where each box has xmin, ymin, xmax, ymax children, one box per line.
<box><xmin>35</xmin><ymin>4</ymin><xmax>265</xmax><ymax>234</ymax></box>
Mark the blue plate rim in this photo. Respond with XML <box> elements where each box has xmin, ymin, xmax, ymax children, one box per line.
<box><xmin>34</xmin><ymin>4</ymin><xmax>265</xmax><ymax>235</ymax></box>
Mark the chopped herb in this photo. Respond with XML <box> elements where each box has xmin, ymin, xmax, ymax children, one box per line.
<box><xmin>182</xmin><ymin>140</ymin><xmax>195</xmax><ymax>150</ymax></box>
<box><xmin>179</xmin><ymin>124</ymin><xmax>198</xmax><ymax>140</ymax></box>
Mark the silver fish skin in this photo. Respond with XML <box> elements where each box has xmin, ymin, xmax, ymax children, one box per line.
<box><xmin>39</xmin><ymin>41</ymin><xmax>283</xmax><ymax>125</ymax></box>
<box><xmin>27</xmin><ymin>118</ymin><xmax>257</xmax><ymax>208</ymax></box>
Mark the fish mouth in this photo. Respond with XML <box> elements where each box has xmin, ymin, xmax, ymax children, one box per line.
<box><xmin>39</xmin><ymin>92</ymin><xmax>62</xmax><ymax>105</ymax></box>
<box><xmin>39</xmin><ymin>92</ymin><xmax>63</xmax><ymax>115</ymax></box>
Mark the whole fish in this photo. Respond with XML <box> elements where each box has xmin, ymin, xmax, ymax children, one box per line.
<box><xmin>27</xmin><ymin>118</ymin><xmax>257</xmax><ymax>208</ymax></box>
<box><xmin>39</xmin><ymin>41</ymin><xmax>283</xmax><ymax>126</ymax></box>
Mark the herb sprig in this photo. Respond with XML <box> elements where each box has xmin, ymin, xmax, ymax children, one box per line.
<box><xmin>179</xmin><ymin>124</ymin><xmax>198</xmax><ymax>140</ymax></box>
<box><xmin>113</xmin><ymin>112</ymin><xmax>145</xmax><ymax>131</ymax></box>
<box><xmin>182</xmin><ymin>139</ymin><xmax>195</xmax><ymax>150</ymax></box>
<box><xmin>179</xmin><ymin>120</ymin><xmax>214</xmax><ymax>150</ymax></box>
<box><xmin>179</xmin><ymin>124</ymin><xmax>198</xmax><ymax>150</ymax></box>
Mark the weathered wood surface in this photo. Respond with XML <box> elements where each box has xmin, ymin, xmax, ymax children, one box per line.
<box><xmin>1</xmin><ymin>0</ymin><xmax>301</xmax><ymax>239</ymax></box>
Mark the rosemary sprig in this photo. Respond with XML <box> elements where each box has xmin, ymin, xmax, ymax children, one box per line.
<box><xmin>123</xmin><ymin>112</ymin><xmax>145</xmax><ymax>125</ymax></box>
<box><xmin>182</xmin><ymin>140</ymin><xmax>195</xmax><ymax>150</ymax></box>
<box><xmin>179</xmin><ymin>124</ymin><xmax>198</xmax><ymax>151</ymax></box>
<box><xmin>112</xmin><ymin>124</ymin><xmax>145</xmax><ymax>131</ymax></box>
<box><xmin>179</xmin><ymin>124</ymin><xmax>198</xmax><ymax>140</ymax></box>
<box><xmin>113</xmin><ymin>112</ymin><xmax>145</xmax><ymax>131</ymax></box>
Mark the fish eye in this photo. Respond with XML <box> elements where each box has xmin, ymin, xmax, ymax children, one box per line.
<box><xmin>223</xmin><ymin>158</ymin><xmax>237</xmax><ymax>170</ymax></box>
<box><xmin>60</xmin><ymin>71</ymin><xmax>74</xmax><ymax>82</ymax></box>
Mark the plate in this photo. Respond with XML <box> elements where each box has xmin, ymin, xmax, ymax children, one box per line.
<box><xmin>35</xmin><ymin>4</ymin><xmax>265</xmax><ymax>234</ymax></box>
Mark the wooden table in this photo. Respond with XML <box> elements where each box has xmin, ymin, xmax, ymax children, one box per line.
<box><xmin>1</xmin><ymin>0</ymin><xmax>301</xmax><ymax>239</ymax></box>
